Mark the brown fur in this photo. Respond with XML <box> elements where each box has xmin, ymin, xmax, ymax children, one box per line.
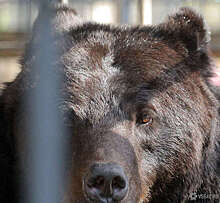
<box><xmin>0</xmin><ymin>6</ymin><xmax>219</xmax><ymax>203</ymax></box>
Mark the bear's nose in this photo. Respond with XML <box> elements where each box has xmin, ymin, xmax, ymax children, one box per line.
<box><xmin>84</xmin><ymin>163</ymin><xmax>128</xmax><ymax>203</ymax></box>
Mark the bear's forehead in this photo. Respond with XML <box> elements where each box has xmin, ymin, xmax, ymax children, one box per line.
<box><xmin>60</xmin><ymin>26</ymin><xmax>189</xmax><ymax>119</ymax></box>
<box><xmin>63</xmin><ymin>27</ymin><xmax>184</xmax><ymax>92</ymax></box>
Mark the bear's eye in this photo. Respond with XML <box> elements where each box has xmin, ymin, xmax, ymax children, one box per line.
<box><xmin>137</xmin><ymin>114</ymin><xmax>153</xmax><ymax>125</ymax></box>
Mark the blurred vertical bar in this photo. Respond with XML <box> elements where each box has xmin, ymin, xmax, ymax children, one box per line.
<box><xmin>25</xmin><ymin>0</ymin><xmax>66</xmax><ymax>203</ymax></box>
<box><xmin>61</xmin><ymin>0</ymin><xmax>68</xmax><ymax>4</ymax></box>
<box><xmin>137</xmin><ymin>0</ymin><xmax>143</xmax><ymax>25</ymax></box>
<box><xmin>120</xmin><ymin>0</ymin><xmax>130</xmax><ymax>24</ymax></box>
<box><xmin>27</xmin><ymin>0</ymin><xmax>32</xmax><ymax>33</ymax></box>
<box><xmin>142</xmin><ymin>0</ymin><xmax>152</xmax><ymax>25</ymax></box>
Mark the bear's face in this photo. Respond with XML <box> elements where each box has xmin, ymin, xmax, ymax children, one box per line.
<box><xmin>1</xmin><ymin>6</ymin><xmax>219</xmax><ymax>203</ymax></box>
<box><xmin>55</xmin><ymin>8</ymin><xmax>216</xmax><ymax>202</ymax></box>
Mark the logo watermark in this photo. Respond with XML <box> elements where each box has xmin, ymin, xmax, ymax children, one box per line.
<box><xmin>186</xmin><ymin>192</ymin><xmax>219</xmax><ymax>201</ymax></box>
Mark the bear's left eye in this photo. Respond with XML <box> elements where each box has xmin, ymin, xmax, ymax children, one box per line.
<box><xmin>137</xmin><ymin>114</ymin><xmax>153</xmax><ymax>125</ymax></box>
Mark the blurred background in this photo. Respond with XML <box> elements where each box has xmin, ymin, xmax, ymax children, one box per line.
<box><xmin>0</xmin><ymin>0</ymin><xmax>220</xmax><ymax>84</ymax></box>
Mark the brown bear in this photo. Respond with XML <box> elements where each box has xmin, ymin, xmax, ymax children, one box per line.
<box><xmin>0</xmin><ymin>4</ymin><xmax>219</xmax><ymax>203</ymax></box>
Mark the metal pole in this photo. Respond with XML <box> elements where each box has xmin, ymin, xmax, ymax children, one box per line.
<box><xmin>25</xmin><ymin>1</ymin><xmax>67</xmax><ymax>203</ymax></box>
<box><xmin>120</xmin><ymin>0</ymin><xmax>131</xmax><ymax>24</ymax></box>
<box><xmin>27</xmin><ymin>0</ymin><xmax>32</xmax><ymax>33</ymax></box>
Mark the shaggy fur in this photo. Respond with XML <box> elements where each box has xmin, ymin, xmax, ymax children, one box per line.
<box><xmin>0</xmin><ymin>5</ymin><xmax>219</xmax><ymax>203</ymax></box>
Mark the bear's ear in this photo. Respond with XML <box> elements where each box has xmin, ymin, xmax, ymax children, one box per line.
<box><xmin>33</xmin><ymin>4</ymin><xmax>84</xmax><ymax>34</ymax></box>
<box><xmin>20</xmin><ymin>4</ymin><xmax>84</xmax><ymax>69</ymax></box>
<box><xmin>159</xmin><ymin>7</ymin><xmax>210</xmax><ymax>52</ymax></box>
<box><xmin>50</xmin><ymin>5</ymin><xmax>84</xmax><ymax>32</ymax></box>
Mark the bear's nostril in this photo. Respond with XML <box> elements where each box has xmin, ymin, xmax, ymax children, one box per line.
<box><xmin>112</xmin><ymin>176</ymin><xmax>126</xmax><ymax>190</ymax></box>
<box><xmin>87</xmin><ymin>176</ymin><xmax>105</xmax><ymax>190</ymax></box>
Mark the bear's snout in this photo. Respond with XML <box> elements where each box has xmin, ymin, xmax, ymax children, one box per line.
<box><xmin>84</xmin><ymin>163</ymin><xmax>128</xmax><ymax>202</ymax></box>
